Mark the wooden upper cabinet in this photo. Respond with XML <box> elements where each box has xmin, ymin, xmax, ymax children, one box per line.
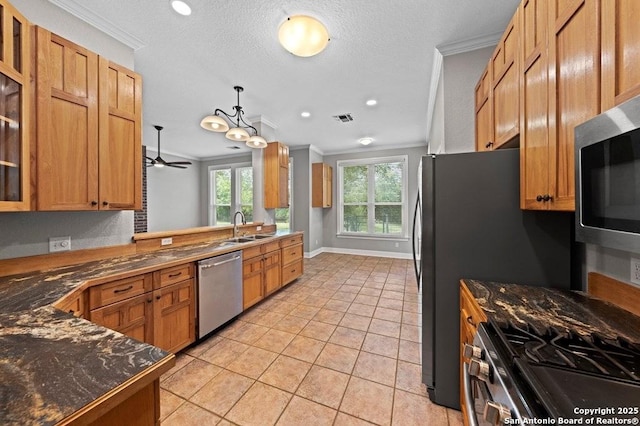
<box><xmin>35</xmin><ymin>27</ymin><xmax>142</xmax><ymax>211</ymax></box>
<box><xmin>475</xmin><ymin>62</ymin><xmax>493</xmax><ymax>151</ymax></box>
<box><xmin>264</xmin><ymin>141</ymin><xmax>289</xmax><ymax>209</ymax></box>
<box><xmin>491</xmin><ymin>9</ymin><xmax>520</xmax><ymax>148</ymax></box>
<box><xmin>546</xmin><ymin>0</ymin><xmax>600</xmax><ymax>211</ymax></box>
<box><xmin>601</xmin><ymin>0</ymin><xmax>640</xmax><ymax>110</ymax></box>
<box><xmin>98</xmin><ymin>58</ymin><xmax>142</xmax><ymax>210</ymax></box>
<box><xmin>520</xmin><ymin>0</ymin><xmax>550</xmax><ymax>210</ymax></box>
<box><xmin>35</xmin><ymin>27</ymin><xmax>99</xmax><ymax>211</ymax></box>
<box><xmin>0</xmin><ymin>0</ymin><xmax>30</xmax><ymax>211</ymax></box>
<box><xmin>520</xmin><ymin>0</ymin><xmax>599</xmax><ymax>211</ymax></box>
<box><xmin>312</xmin><ymin>162</ymin><xmax>332</xmax><ymax>208</ymax></box>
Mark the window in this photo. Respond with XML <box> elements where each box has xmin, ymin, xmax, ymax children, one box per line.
<box><xmin>337</xmin><ymin>156</ymin><xmax>408</xmax><ymax>238</ymax></box>
<box><xmin>209</xmin><ymin>164</ymin><xmax>253</xmax><ymax>226</ymax></box>
<box><xmin>275</xmin><ymin>159</ymin><xmax>293</xmax><ymax>231</ymax></box>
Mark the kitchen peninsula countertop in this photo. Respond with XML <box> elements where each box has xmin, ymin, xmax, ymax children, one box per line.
<box><xmin>463</xmin><ymin>279</ymin><xmax>640</xmax><ymax>343</ymax></box>
<box><xmin>0</xmin><ymin>230</ymin><xmax>301</xmax><ymax>425</ymax></box>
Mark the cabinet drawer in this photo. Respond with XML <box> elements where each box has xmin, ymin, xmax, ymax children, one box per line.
<box><xmin>282</xmin><ymin>243</ymin><xmax>303</xmax><ymax>265</ymax></box>
<box><xmin>280</xmin><ymin>234</ymin><xmax>302</xmax><ymax>248</ymax></box>
<box><xmin>243</xmin><ymin>245</ymin><xmax>262</xmax><ymax>260</ymax></box>
<box><xmin>89</xmin><ymin>274</ymin><xmax>152</xmax><ymax>309</ymax></box>
<box><xmin>282</xmin><ymin>259</ymin><xmax>303</xmax><ymax>285</ymax></box>
<box><xmin>159</xmin><ymin>263</ymin><xmax>193</xmax><ymax>288</ymax></box>
<box><xmin>263</xmin><ymin>241</ymin><xmax>280</xmax><ymax>254</ymax></box>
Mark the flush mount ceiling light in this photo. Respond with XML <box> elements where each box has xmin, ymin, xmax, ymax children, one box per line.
<box><xmin>278</xmin><ymin>15</ymin><xmax>329</xmax><ymax>57</ymax></box>
<box><xmin>200</xmin><ymin>86</ymin><xmax>267</xmax><ymax>149</ymax></box>
<box><xmin>359</xmin><ymin>137</ymin><xmax>373</xmax><ymax>146</ymax></box>
<box><xmin>170</xmin><ymin>0</ymin><xmax>191</xmax><ymax>16</ymax></box>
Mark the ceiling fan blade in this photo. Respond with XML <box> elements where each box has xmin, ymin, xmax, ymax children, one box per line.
<box><xmin>167</xmin><ymin>164</ymin><xmax>187</xmax><ymax>169</ymax></box>
<box><xmin>167</xmin><ymin>161</ymin><xmax>192</xmax><ymax>165</ymax></box>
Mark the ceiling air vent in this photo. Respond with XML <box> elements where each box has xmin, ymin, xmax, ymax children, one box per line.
<box><xmin>333</xmin><ymin>113</ymin><xmax>354</xmax><ymax>123</ymax></box>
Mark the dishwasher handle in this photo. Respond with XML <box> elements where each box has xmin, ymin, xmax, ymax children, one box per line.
<box><xmin>200</xmin><ymin>255</ymin><xmax>241</xmax><ymax>269</ymax></box>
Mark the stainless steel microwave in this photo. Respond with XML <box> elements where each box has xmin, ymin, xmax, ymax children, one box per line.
<box><xmin>575</xmin><ymin>94</ymin><xmax>640</xmax><ymax>254</ymax></box>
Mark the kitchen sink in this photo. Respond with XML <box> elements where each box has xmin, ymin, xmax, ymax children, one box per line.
<box><xmin>251</xmin><ymin>234</ymin><xmax>275</xmax><ymax>239</ymax></box>
<box><xmin>215</xmin><ymin>240</ymin><xmax>239</xmax><ymax>247</ymax></box>
<box><xmin>225</xmin><ymin>237</ymin><xmax>255</xmax><ymax>243</ymax></box>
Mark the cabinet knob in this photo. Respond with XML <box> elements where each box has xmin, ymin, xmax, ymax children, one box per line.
<box><xmin>466</xmin><ymin>315</ymin><xmax>476</xmax><ymax>327</ymax></box>
<box><xmin>102</xmin><ymin>201</ymin><xmax>109</xmax><ymax>206</ymax></box>
<box><xmin>91</xmin><ymin>200</ymin><xmax>98</xmax><ymax>206</ymax></box>
<box><xmin>156</xmin><ymin>295</ymin><xmax>161</xmax><ymax>300</ymax></box>
<box><xmin>543</xmin><ymin>194</ymin><xmax>553</xmax><ymax>202</ymax></box>
<box><xmin>485</xmin><ymin>141</ymin><xmax>494</xmax><ymax>149</ymax></box>
<box><xmin>536</xmin><ymin>195</ymin><xmax>543</xmax><ymax>202</ymax></box>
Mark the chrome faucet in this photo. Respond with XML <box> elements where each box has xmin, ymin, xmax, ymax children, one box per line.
<box><xmin>233</xmin><ymin>211</ymin><xmax>246</xmax><ymax>237</ymax></box>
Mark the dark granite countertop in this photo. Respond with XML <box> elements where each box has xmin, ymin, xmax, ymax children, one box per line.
<box><xmin>0</xmin><ymin>231</ymin><xmax>301</xmax><ymax>425</ymax></box>
<box><xmin>463</xmin><ymin>279</ymin><xmax>640</xmax><ymax>343</ymax></box>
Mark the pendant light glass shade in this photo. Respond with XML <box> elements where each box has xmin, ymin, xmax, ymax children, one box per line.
<box><xmin>200</xmin><ymin>115</ymin><xmax>229</xmax><ymax>132</ymax></box>
<box><xmin>246</xmin><ymin>135</ymin><xmax>267</xmax><ymax>149</ymax></box>
<box><xmin>226</xmin><ymin>127</ymin><xmax>250</xmax><ymax>141</ymax></box>
<box><xmin>278</xmin><ymin>15</ymin><xmax>329</xmax><ymax>57</ymax></box>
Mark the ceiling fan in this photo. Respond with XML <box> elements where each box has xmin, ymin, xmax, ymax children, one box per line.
<box><xmin>145</xmin><ymin>125</ymin><xmax>192</xmax><ymax>169</ymax></box>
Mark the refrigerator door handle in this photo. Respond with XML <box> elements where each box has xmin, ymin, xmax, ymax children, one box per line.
<box><xmin>412</xmin><ymin>193</ymin><xmax>422</xmax><ymax>289</ymax></box>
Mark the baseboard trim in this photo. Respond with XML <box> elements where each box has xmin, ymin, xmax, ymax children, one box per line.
<box><xmin>305</xmin><ymin>247</ymin><xmax>413</xmax><ymax>260</ymax></box>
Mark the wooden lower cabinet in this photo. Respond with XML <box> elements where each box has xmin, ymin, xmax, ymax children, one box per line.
<box><xmin>280</xmin><ymin>235</ymin><xmax>303</xmax><ymax>286</ymax></box>
<box><xmin>153</xmin><ymin>279</ymin><xmax>196</xmax><ymax>354</ymax></box>
<box><xmin>89</xmin><ymin>263</ymin><xmax>196</xmax><ymax>353</ymax></box>
<box><xmin>242</xmin><ymin>247</ymin><xmax>282</xmax><ymax>309</ymax></box>
<box><xmin>90</xmin><ymin>292</ymin><xmax>154</xmax><ymax>344</ymax></box>
<box><xmin>460</xmin><ymin>282</ymin><xmax>487</xmax><ymax>426</ymax></box>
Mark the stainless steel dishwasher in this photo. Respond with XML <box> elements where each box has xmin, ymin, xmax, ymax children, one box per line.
<box><xmin>197</xmin><ymin>250</ymin><xmax>243</xmax><ymax>339</ymax></box>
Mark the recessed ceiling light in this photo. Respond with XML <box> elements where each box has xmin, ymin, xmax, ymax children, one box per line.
<box><xmin>170</xmin><ymin>0</ymin><xmax>191</xmax><ymax>16</ymax></box>
<box><xmin>359</xmin><ymin>137</ymin><xmax>373</xmax><ymax>146</ymax></box>
<box><xmin>366</xmin><ymin>99</ymin><xmax>377</xmax><ymax>106</ymax></box>
<box><xmin>301</xmin><ymin>111</ymin><xmax>311</xmax><ymax>118</ymax></box>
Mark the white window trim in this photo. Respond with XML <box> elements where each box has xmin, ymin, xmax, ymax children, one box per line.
<box><xmin>336</xmin><ymin>155</ymin><xmax>409</xmax><ymax>239</ymax></box>
<box><xmin>208</xmin><ymin>162</ymin><xmax>251</xmax><ymax>226</ymax></box>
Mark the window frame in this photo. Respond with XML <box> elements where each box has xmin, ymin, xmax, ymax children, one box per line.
<box><xmin>336</xmin><ymin>155</ymin><xmax>409</xmax><ymax>240</ymax></box>
<box><xmin>208</xmin><ymin>162</ymin><xmax>252</xmax><ymax>226</ymax></box>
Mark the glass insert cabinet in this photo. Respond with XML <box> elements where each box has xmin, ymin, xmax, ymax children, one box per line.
<box><xmin>0</xmin><ymin>0</ymin><xmax>30</xmax><ymax>210</ymax></box>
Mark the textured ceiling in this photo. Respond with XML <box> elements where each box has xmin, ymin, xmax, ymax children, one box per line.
<box><xmin>50</xmin><ymin>0</ymin><xmax>519</xmax><ymax>159</ymax></box>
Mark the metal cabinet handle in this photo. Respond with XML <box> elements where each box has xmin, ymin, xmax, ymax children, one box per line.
<box><xmin>168</xmin><ymin>272</ymin><xmax>182</xmax><ymax>278</ymax></box>
<box><xmin>113</xmin><ymin>285</ymin><xmax>133</xmax><ymax>294</ymax></box>
<box><xmin>485</xmin><ymin>141</ymin><xmax>494</xmax><ymax>149</ymax></box>
<box><xmin>102</xmin><ymin>201</ymin><xmax>109</xmax><ymax>206</ymax></box>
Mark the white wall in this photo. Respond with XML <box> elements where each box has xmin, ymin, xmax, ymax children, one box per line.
<box><xmin>147</xmin><ymin>153</ymin><xmax>202</xmax><ymax>232</ymax></box>
<box><xmin>0</xmin><ymin>0</ymin><xmax>136</xmax><ymax>260</ymax></box>
<box><xmin>442</xmin><ymin>46</ymin><xmax>495</xmax><ymax>153</ymax></box>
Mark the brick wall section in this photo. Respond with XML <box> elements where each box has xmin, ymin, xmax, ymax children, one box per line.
<box><xmin>134</xmin><ymin>146</ymin><xmax>148</xmax><ymax>233</ymax></box>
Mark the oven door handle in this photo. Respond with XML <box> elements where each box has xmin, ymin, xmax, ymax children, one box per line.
<box><xmin>463</xmin><ymin>361</ymin><xmax>480</xmax><ymax>426</ymax></box>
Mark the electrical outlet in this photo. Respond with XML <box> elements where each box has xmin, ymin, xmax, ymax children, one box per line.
<box><xmin>161</xmin><ymin>237</ymin><xmax>173</xmax><ymax>246</ymax></box>
<box><xmin>256</xmin><ymin>226</ymin><xmax>262</xmax><ymax>231</ymax></box>
<box><xmin>49</xmin><ymin>236</ymin><xmax>71</xmax><ymax>252</ymax></box>
<box><xmin>395</xmin><ymin>242</ymin><xmax>399</xmax><ymax>248</ymax></box>
<box><xmin>631</xmin><ymin>257</ymin><xmax>640</xmax><ymax>285</ymax></box>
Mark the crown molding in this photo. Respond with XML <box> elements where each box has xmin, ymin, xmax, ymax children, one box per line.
<box><xmin>247</xmin><ymin>115</ymin><xmax>278</xmax><ymax>130</ymax></box>
<box><xmin>48</xmin><ymin>0</ymin><xmax>145</xmax><ymax>50</ymax></box>
<box><xmin>437</xmin><ymin>31</ymin><xmax>501</xmax><ymax>56</ymax></box>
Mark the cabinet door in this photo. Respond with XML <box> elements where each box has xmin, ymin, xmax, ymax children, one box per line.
<box><xmin>491</xmin><ymin>11</ymin><xmax>520</xmax><ymax>147</ymax></box>
<box><xmin>520</xmin><ymin>0</ymin><xmax>550</xmax><ymax>210</ymax></box>
<box><xmin>263</xmin><ymin>250</ymin><xmax>281</xmax><ymax>296</ymax></box>
<box><xmin>547</xmin><ymin>0</ymin><xmax>600</xmax><ymax>211</ymax></box>
<box><xmin>264</xmin><ymin>142</ymin><xmax>289</xmax><ymax>209</ymax></box>
<box><xmin>601</xmin><ymin>0</ymin><xmax>640</xmax><ymax>109</ymax></box>
<box><xmin>90</xmin><ymin>293</ymin><xmax>154</xmax><ymax>344</ymax></box>
<box><xmin>312</xmin><ymin>163</ymin><xmax>332</xmax><ymax>208</ymax></box>
<box><xmin>35</xmin><ymin>27</ymin><xmax>99</xmax><ymax>211</ymax></box>
<box><xmin>243</xmin><ymin>255</ymin><xmax>263</xmax><ymax>309</ymax></box>
<box><xmin>475</xmin><ymin>63</ymin><xmax>493</xmax><ymax>151</ymax></box>
<box><xmin>98</xmin><ymin>58</ymin><xmax>142</xmax><ymax>210</ymax></box>
<box><xmin>0</xmin><ymin>0</ymin><xmax>30</xmax><ymax>211</ymax></box>
<box><xmin>153</xmin><ymin>279</ymin><xmax>195</xmax><ymax>353</ymax></box>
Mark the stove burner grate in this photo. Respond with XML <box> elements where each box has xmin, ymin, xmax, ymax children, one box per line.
<box><xmin>501</xmin><ymin>321</ymin><xmax>640</xmax><ymax>382</ymax></box>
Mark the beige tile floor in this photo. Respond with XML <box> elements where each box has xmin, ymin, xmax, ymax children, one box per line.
<box><xmin>160</xmin><ymin>253</ymin><xmax>463</xmax><ymax>426</ymax></box>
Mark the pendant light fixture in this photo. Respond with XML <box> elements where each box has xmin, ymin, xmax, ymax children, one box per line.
<box><xmin>278</xmin><ymin>15</ymin><xmax>329</xmax><ymax>57</ymax></box>
<box><xmin>200</xmin><ymin>86</ymin><xmax>267</xmax><ymax>149</ymax></box>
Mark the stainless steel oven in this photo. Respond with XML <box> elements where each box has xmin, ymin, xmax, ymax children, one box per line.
<box><xmin>462</xmin><ymin>323</ymin><xmax>540</xmax><ymax>426</ymax></box>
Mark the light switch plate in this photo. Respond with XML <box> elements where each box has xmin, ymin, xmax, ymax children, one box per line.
<box><xmin>631</xmin><ymin>258</ymin><xmax>640</xmax><ymax>285</ymax></box>
<box><xmin>161</xmin><ymin>237</ymin><xmax>173</xmax><ymax>246</ymax></box>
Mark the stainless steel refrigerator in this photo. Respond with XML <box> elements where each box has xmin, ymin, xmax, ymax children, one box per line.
<box><xmin>413</xmin><ymin>149</ymin><xmax>575</xmax><ymax>409</ymax></box>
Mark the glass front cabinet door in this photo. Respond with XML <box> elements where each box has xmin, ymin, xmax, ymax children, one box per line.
<box><xmin>0</xmin><ymin>0</ymin><xmax>30</xmax><ymax>211</ymax></box>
